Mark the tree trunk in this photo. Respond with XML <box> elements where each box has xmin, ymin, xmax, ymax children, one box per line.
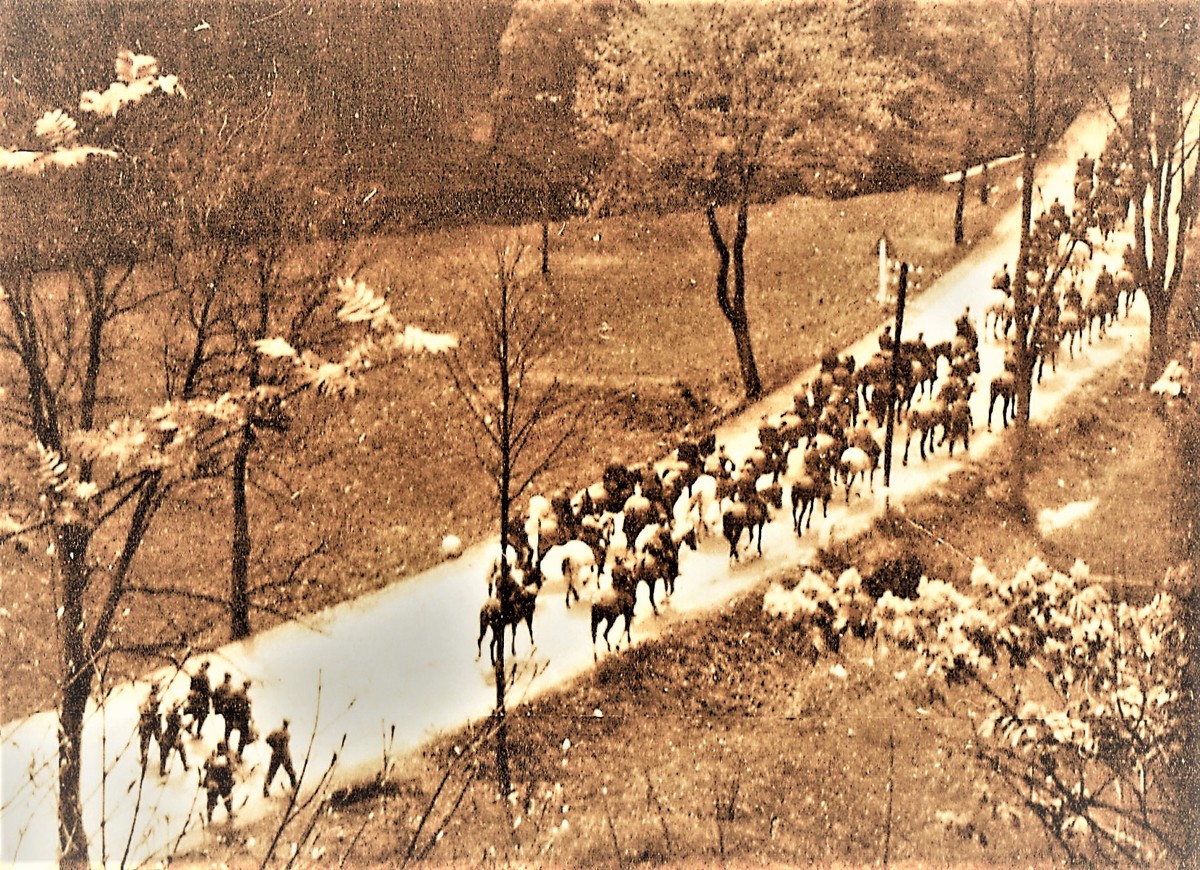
<box><xmin>706</xmin><ymin>202</ymin><xmax>762</xmax><ymax>401</ymax></box>
<box><xmin>57</xmin><ymin>528</ymin><xmax>94</xmax><ymax>868</ymax></box>
<box><xmin>980</xmin><ymin>161</ymin><xmax>990</xmax><ymax>205</ymax></box>
<box><xmin>229</xmin><ymin>425</ymin><xmax>254</xmax><ymax>640</ymax></box>
<box><xmin>1144</xmin><ymin>290</ymin><xmax>1173</xmax><ymax>386</ymax></box>
<box><xmin>730</xmin><ymin>200</ymin><xmax>762</xmax><ymax>400</ymax></box>
<box><xmin>493</xmin><ymin>638</ymin><xmax>511</xmax><ymax>797</ymax></box>
<box><xmin>492</xmin><ymin>478</ymin><xmax>511</xmax><ymax>798</ymax></box>
<box><xmin>882</xmin><ymin>264</ymin><xmax>909</xmax><ymax>489</ymax></box>
<box><xmin>58</xmin><ymin>662</ymin><xmax>92</xmax><ymax>868</ymax></box>
<box><xmin>1012</xmin><ymin>3</ymin><xmax>1038</xmax><ymax>432</ymax></box>
<box><xmin>1013</xmin><ymin>154</ymin><xmax>1037</xmax><ymax>428</ymax></box>
<box><xmin>494</xmin><ymin>267</ymin><xmax>513</xmax><ymax>800</ymax></box>
<box><xmin>1009</xmin><ymin>5</ymin><xmax>1039</xmax><ymax>513</ymax></box>
<box><xmin>541</xmin><ymin>220</ymin><xmax>550</xmax><ymax>276</ymax></box>
<box><xmin>229</xmin><ymin>269</ymin><xmax>272</xmax><ymax>640</ymax></box>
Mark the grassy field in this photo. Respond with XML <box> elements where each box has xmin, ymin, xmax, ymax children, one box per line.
<box><xmin>195</xmin><ymin>346</ymin><xmax>1190</xmax><ymax>868</ymax></box>
<box><xmin>1</xmin><ymin>158</ymin><xmax>1022</xmax><ymax>722</ymax></box>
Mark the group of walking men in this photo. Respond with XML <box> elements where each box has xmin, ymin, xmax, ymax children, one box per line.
<box><xmin>136</xmin><ymin>661</ymin><xmax>297</xmax><ymax>824</ymax></box>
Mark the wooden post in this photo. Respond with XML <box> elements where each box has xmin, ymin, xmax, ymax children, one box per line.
<box><xmin>882</xmin><ymin>263</ymin><xmax>908</xmax><ymax>490</ymax></box>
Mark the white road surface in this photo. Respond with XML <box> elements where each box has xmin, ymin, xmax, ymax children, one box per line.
<box><xmin>1</xmin><ymin>106</ymin><xmax>1153</xmax><ymax>865</ymax></box>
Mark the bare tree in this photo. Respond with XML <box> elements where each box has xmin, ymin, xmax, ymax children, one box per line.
<box><xmin>987</xmin><ymin>1</ymin><xmax>1095</xmax><ymax>431</ymax></box>
<box><xmin>1093</xmin><ymin>2</ymin><xmax>1199</xmax><ymax>384</ymax></box>
<box><xmin>907</xmin><ymin>0</ymin><xmax>1095</xmax><ymax>437</ymax></box>
<box><xmin>158</xmin><ymin>90</ymin><xmax>368</xmax><ymax>641</ymax></box>
<box><xmin>444</xmin><ymin>243</ymin><xmax>575</xmax><ymax>797</ymax></box>
<box><xmin>0</xmin><ymin>55</ymin><xmax>217</xmax><ymax>865</ymax></box>
<box><xmin>0</xmin><ymin>55</ymin><xmax>451</xmax><ymax>864</ymax></box>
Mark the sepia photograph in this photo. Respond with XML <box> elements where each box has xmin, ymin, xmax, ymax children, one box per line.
<box><xmin>0</xmin><ymin>0</ymin><xmax>1197</xmax><ymax>865</ymax></box>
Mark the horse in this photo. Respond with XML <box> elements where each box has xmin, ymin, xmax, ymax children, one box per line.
<box><xmin>1114</xmin><ymin>267</ymin><xmax>1137</xmax><ymax>316</ymax></box>
<box><xmin>620</xmin><ymin>492</ymin><xmax>660</xmax><ymax>551</ymax></box>
<box><xmin>590</xmin><ymin>565</ymin><xmax>637</xmax><ymax>654</ymax></box>
<box><xmin>837</xmin><ymin>446</ymin><xmax>875</xmax><ymax>503</ymax></box>
<box><xmin>904</xmin><ymin>399</ymin><xmax>946</xmax><ymax>465</ymax></box>
<box><xmin>544</xmin><ymin>539</ymin><xmax>599</xmax><ymax>608</ymax></box>
<box><xmin>988</xmin><ymin>371</ymin><xmax>1016</xmax><ymax>430</ymax></box>
<box><xmin>784</xmin><ymin>441</ymin><xmax>832</xmax><ymax>533</ymax></box>
<box><xmin>477</xmin><ymin>578</ymin><xmax>540</xmax><ymax>665</ymax></box>
<box><xmin>722</xmin><ymin>486</ymin><xmax>780</xmax><ymax>561</ymax></box>
<box><xmin>1085</xmin><ymin>292</ymin><xmax>1118</xmax><ymax>342</ymax></box>
<box><xmin>633</xmin><ymin>522</ymin><xmax>698</xmax><ymax>611</ymax></box>
<box><xmin>788</xmin><ymin>472</ymin><xmax>831</xmax><ymax>536</ymax></box>
<box><xmin>984</xmin><ymin>297</ymin><xmax>1015</xmax><ymax>340</ymax></box>
<box><xmin>940</xmin><ymin>398</ymin><xmax>973</xmax><ymax>456</ymax></box>
<box><xmin>1058</xmin><ymin>308</ymin><xmax>1084</xmax><ymax>359</ymax></box>
<box><xmin>1033</xmin><ymin>317</ymin><xmax>1059</xmax><ymax>383</ymax></box>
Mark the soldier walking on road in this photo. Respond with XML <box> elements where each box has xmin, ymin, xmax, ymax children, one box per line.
<box><xmin>137</xmin><ymin>685</ymin><xmax>162</xmax><ymax>770</ymax></box>
<box><xmin>185</xmin><ymin>662</ymin><xmax>211</xmax><ymax>737</ymax></box>
<box><xmin>263</xmin><ymin>719</ymin><xmax>297</xmax><ymax>797</ymax></box>
<box><xmin>211</xmin><ymin>672</ymin><xmax>233</xmax><ymax>726</ymax></box>
<box><xmin>159</xmin><ymin>702</ymin><xmax>188</xmax><ymax>776</ymax></box>
<box><xmin>223</xmin><ymin>679</ymin><xmax>254</xmax><ymax>756</ymax></box>
<box><xmin>203</xmin><ymin>742</ymin><xmax>235</xmax><ymax>824</ymax></box>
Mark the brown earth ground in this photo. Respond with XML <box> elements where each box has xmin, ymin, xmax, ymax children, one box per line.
<box><xmin>191</xmin><ymin>342</ymin><xmax>1193</xmax><ymax>867</ymax></box>
<box><xmin>0</xmin><ymin>161</ymin><xmax>1025</xmax><ymax>722</ymax></box>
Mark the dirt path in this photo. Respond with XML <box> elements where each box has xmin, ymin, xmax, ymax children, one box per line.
<box><xmin>0</xmin><ymin>106</ymin><xmax>1149</xmax><ymax>865</ymax></box>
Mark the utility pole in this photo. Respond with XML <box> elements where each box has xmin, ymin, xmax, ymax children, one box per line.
<box><xmin>882</xmin><ymin>262</ymin><xmax>909</xmax><ymax>492</ymax></box>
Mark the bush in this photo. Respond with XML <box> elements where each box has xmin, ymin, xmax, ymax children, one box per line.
<box><xmin>765</xmin><ymin>557</ymin><xmax>1192</xmax><ymax>865</ymax></box>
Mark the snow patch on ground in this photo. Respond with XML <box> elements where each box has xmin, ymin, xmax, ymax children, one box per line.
<box><xmin>1037</xmin><ymin>499</ymin><xmax>1100</xmax><ymax>536</ymax></box>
